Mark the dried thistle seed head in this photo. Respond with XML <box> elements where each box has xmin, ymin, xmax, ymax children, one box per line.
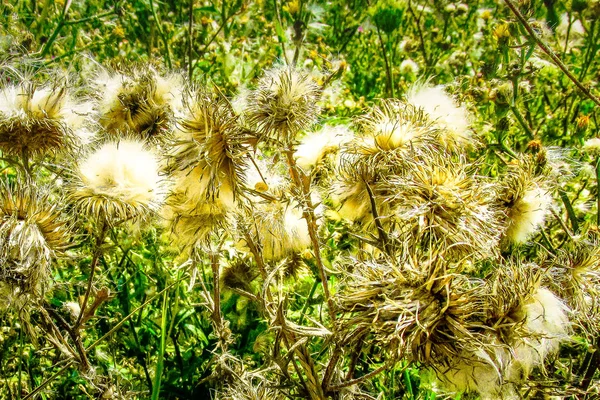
<box><xmin>0</xmin><ymin>82</ymin><xmax>79</xmax><ymax>158</ymax></box>
<box><xmin>432</xmin><ymin>340</ymin><xmax>513</xmax><ymax>399</ymax></box>
<box><xmin>545</xmin><ymin>240</ymin><xmax>600</xmax><ymax>332</ymax></box>
<box><xmin>246</xmin><ymin>66</ymin><xmax>321</xmax><ymax>142</ymax></box>
<box><xmin>92</xmin><ymin>67</ymin><xmax>184</xmax><ymax>145</ymax></box>
<box><xmin>386</xmin><ymin>155</ymin><xmax>500</xmax><ymax>258</ymax></box>
<box><xmin>69</xmin><ymin>138</ymin><xmax>163</xmax><ymax>223</ymax></box>
<box><xmin>0</xmin><ymin>183</ymin><xmax>72</xmax><ymax>295</ymax></box>
<box><xmin>242</xmin><ymin>197</ymin><xmax>313</xmax><ymax>262</ymax></box>
<box><xmin>507</xmin><ymin>287</ymin><xmax>569</xmax><ymax>380</ymax></box>
<box><xmin>221</xmin><ymin>258</ymin><xmax>258</xmax><ymax>291</ymax></box>
<box><xmin>485</xmin><ymin>263</ymin><xmax>569</xmax><ymax>376</ymax></box>
<box><xmin>405</xmin><ymin>84</ymin><xmax>474</xmax><ymax>151</ymax></box>
<box><xmin>496</xmin><ymin>158</ymin><xmax>553</xmax><ymax>244</ymax></box>
<box><xmin>345</xmin><ymin>100</ymin><xmax>440</xmax><ymax>177</ymax></box>
<box><xmin>162</xmin><ymin>200</ymin><xmax>229</xmax><ymax>250</ymax></box>
<box><xmin>168</xmin><ymin>89</ymin><xmax>248</xmax><ymax>202</ymax></box>
<box><xmin>294</xmin><ymin>124</ymin><xmax>352</xmax><ymax>172</ymax></box>
<box><xmin>337</xmin><ymin>252</ymin><xmax>486</xmax><ymax>365</ymax></box>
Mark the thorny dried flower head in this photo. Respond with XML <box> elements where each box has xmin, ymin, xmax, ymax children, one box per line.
<box><xmin>163</xmin><ymin>89</ymin><xmax>249</xmax><ymax>249</ymax></box>
<box><xmin>294</xmin><ymin>124</ymin><xmax>351</xmax><ymax>172</ymax></box>
<box><xmin>0</xmin><ymin>81</ymin><xmax>85</xmax><ymax>158</ymax></box>
<box><xmin>337</xmin><ymin>250</ymin><xmax>486</xmax><ymax>366</ymax></box>
<box><xmin>92</xmin><ymin>67</ymin><xmax>184</xmax><ymax>146</ymax></box>
<box><xmin>346</xmin><ymin>99</ymin><xmax>440</xmax><ymax>176</ymax></box>
<box><xmin>546</xmin><ymin>238</ymin><xmax>600</xmax><ymax>333</ymax></box>
<box><xmin>331</xmin><ymin>100</ymin><xmax>441</xmax><ymax>226</ymax></box>
<box><xmin>0</xmin><ymin>182</ymin><xmax>72</xmax><ymax>296</ymax></box>
<box><xmin>386</xmin><ymin>154</ymin><xmax>500</xmax><ymax>258</ymax></box>
<box><xmin>69</xmin><ymin>138</ymin><xmax>163</xmax><ymax>223</ymax></box>
<box><xmin>246</xmin><ymin>66</ymin><xmax>321</xmax><ymax>143</ymax></box>
<box><xmin>496</xmin><ymin>157</ymin><xmax>553</xmax><ymax>244</ymax></box>
<box><xmin>238</xmin><ymin>160</ymin><xmax>316</xmax><ymax>262</ymax></box>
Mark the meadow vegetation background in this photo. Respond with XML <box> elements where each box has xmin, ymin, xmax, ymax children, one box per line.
<box><xmin>1</xmin><ymin>0</ymin><xmax>600</xmax><ymax>399</ymax></box>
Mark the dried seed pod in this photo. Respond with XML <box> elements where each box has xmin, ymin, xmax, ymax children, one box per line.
<box><xmin>68</xmin><ymin>138</ymin><xmax>164</xmax><ymax>223</ymax></box>
<box><xmin>92</xmin><ymin>67</ymin><xmax>184</xmax><ymax>146</ymax></box>
<box><xmin>163</xmin><ymin>89</ymin><xmax>249</xmax><ymax>249</ymax></box>
<box><xmin>496</xmin><ymin>157</ymin><xmax>553</xmax><ymax>244</ymax></box>
<box><xmin>246</xmin><ymin>66</ymin><xmax>321</xmax><ymax>143</ymax></box>
<box><xmin>0</xmin><ymin>81</ymin><xmax>84</xmax><ymax>158</ymax></box>
<box><xmin>0</xmin><ymin>182</ymin><xmax>72</xmax><ymax>296</ymax></box>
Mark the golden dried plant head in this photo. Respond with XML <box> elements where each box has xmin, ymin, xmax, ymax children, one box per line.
<box><xmin>294</xmin><ymin>124</ymin><xmax>351</xmax><ymax>172</ymax></box>
<box><xmin>386</xmin><ymin>154</ymin><xmax>500</xmax><ymax>258</ymax></box>
<box><xmin>163</xmin><ymin>90</ymin><xmax>249</xmax><ymax>249</ymax></box>
<box><xmin>348</xmin><ymin>100</ymin><xmax>440</xmax><ymax>172</ymax></box>
<box><xmin>69</xmin><ymin>138</ymin><xmax>164</xmax><ymax>223</ymax></box>
<box><xmin>168</xmin><ymin>89</ymin><xmax>248</xmax><ymax>200</ymax></box>
<box><xmin>220</xmin><ymin>257</ymin><xmax>259</xmax><ymax>292</ymax></box>
<box><xmin>405</xmin><ymin>84</ymin><xmax>473</xmax><ymax>150</ymax></box>
<box><xmin>545</xmin><ymin>239</ymin><xmax>600</xmax><ymax>332</ymax></box>
<box><xmin>432</xmin><ymin>338</ymin><xmax>514</xmax><ymax>399</ymax></box>
<box><xmin>506</xmin><ymin>287</ymin><xmax>569</xmax><ymax>381</ymax></box>
<box><xmin>0</xmin><ymin>81</ymin><xmax>80</xmax><ymax>158</ymax></box>
<box><xmin>0</xmin><ymin>182</ymin><xmax>72</xmax><ymax>296</ymax></box>
<box><xmin>496</xmin><ymin>158</ymin><xmax>553</xmax><ymax>244</ymax></box>
<box><xmin>92</xmin><ymin>67</ymin><xmax>184</xmax><ymax>146</ymax></box>
<box><xmin>337</xmin><ymin>250</ymin><xmax>486</xmax><ymax>366</ymax></box>
<box><xmin>246</xmin><ymin>65</ymin><xmax>321</xmax><ymax>143</ymax></box>
<box><xmin>242</xmin><ymin>197</ymin><xmax>313</xmax><ymax>262</ymax></box>
<box><xmin>484</xmin><ymin>263</ymin><xmax>569</xmax><ymax>381</ymax></box>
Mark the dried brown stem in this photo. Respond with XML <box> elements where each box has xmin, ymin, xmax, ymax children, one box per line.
<box><xmin>284</xmin><ymin>150</ymin><xmax>336</xmax><ymax>322</ymax></box>
<box><xmin>75</xmin><ymin>221</ymin><xmax>108</xmax><ymax>330</ymax></box>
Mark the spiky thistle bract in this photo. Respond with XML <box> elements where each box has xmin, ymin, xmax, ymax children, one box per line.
<box><xmin>92</xmin><ymin>67</ymin><xmax>184</xmax><ymax>146</ymax></box>
<box><xmin>0</xmin><ymin>182</ymin><xmax>72</xmax><ymax>296</ymax></box>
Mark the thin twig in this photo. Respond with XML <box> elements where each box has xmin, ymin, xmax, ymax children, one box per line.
<box><xmin>505</xmin><ymin>0</ymin><xmax>600</xmax><ymax>107</ymax></box>
<box><xmin>75</xmin><ymin>222</ymin><xmax>108</xmax><ymax>330</ymax></box>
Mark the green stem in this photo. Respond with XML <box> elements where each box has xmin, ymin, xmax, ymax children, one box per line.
<box><xmin>596</xmin><ymin>157</ymin><xmax>600</xmax><ymax>227</ymax></box>
<box><xmin>298</xmin><ymin>279</ymin><xmax>319</xmax><ymax>325</ymax></box>
<box><xmin>510</xmin><ymin>105</ymin><xmax>534</xmax><ymax>139</ymax></box>
<box><xmin>151</xmin><ymin>288</ymin><xmax>169</xmax><ymax>400</ymax></box>
<box><xmin>376</xmin><ymin>26</ymin><xmax>394</xmax><ymax>98</ymax></box>
<box><xmin>559</xmin><ymin>189</ymin><xmax>580</xmax><ymax>234</ymax></box>
<box><xmin>149</xmin><ymin>0</ymin><xmax>172</xmax><ymax>68</ymax></box>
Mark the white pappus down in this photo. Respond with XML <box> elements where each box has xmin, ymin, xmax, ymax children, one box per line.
<box><xmin>294</xmin><ymin>124</ymin><xmax>351</xmax><ymax>171</ymax></box>
<box><xmin>77</xmin><ymin>139</ymin><xmax>163</xmax><ymax>209</ymax></box>
<box><xmin>508</xmin><ymin>288</ymin><xmax>570</xmax><ymax>380</ymax></box>
<box><xmin>406</xmin><ymin>84</ymin><xmax>472</xmax><ymax>148</ymax></box>
<box><xmin>505</xmin><ymin>185</ymin><xmax>552</xmax><ymax>244</ymax></box>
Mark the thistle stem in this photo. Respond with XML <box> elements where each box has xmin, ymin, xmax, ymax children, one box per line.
<box><xmin>284</xmin><ymin>149</ymin><xmax>336</xmax><ymax>323</ymax></box>
<box><xmin>74</xmin><ymin>221</ymin><xmax>108</xmax><ymax>330</ymax></box>
<box><xmin>596</xmin><ymin>156</ymin><xmax>600</xmax><ymax>227</ymax></box>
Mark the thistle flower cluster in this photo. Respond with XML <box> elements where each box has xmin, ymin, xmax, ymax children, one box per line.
<box><xmin>331</xmin><ymin>85</ymin><xmax>576</xmax><ymax>398</ymax></box>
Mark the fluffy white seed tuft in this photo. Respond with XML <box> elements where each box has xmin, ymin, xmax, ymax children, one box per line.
<box><xmin>505</xmin><ymin>185</ymin><xmax>552</xmax><ymax>244</ymax></box>
<box><xmin>406</xmin><ymin>84</ymin><xmax>472</xmax><ymax>149</ymax></box>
